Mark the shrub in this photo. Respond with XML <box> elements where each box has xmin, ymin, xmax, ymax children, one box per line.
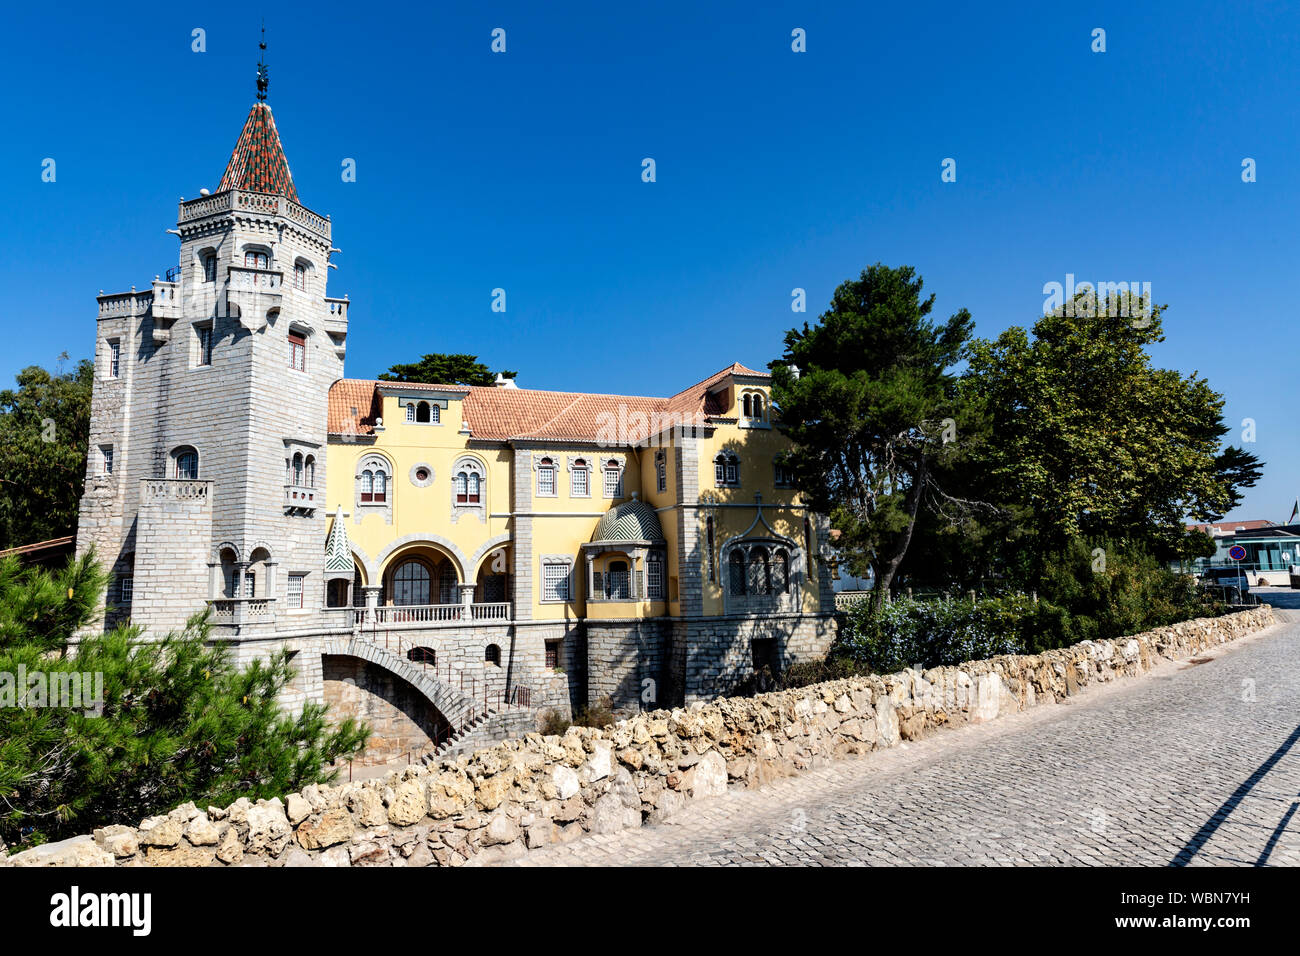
<box><xmin>538</xmin><ymin>709</ymin><xmax>570</xmax><ymax>736</ymax></box>
<box><xmin>833</xmin><ymin>594</ymin><xmax>1033</xmax><ymax>673</ymax></box>
<box><xmin>574</xmin><ymin>696</ymin><xmax>616</xmax><ymax>729</ymax></box>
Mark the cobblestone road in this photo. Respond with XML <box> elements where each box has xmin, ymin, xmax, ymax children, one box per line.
<box><xmin>508</xmin><ymin>596</ymin><xmax>1300</xmax><ymax>866</ymax></box>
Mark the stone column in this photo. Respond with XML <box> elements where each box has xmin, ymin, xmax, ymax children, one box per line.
<box><xmin>458</xmin><ymin>583</ymin><xmax>475</xmax><ymax>607</ymax></box>
<box><xmin>632</xmin><ymin>547</ymin><xmax>647</xmax><ymax>599</ymax></box>
<box><xmin>362</xmin><ymin>585</ymin><xmax>381</xmax><ymax>623</ymax></box>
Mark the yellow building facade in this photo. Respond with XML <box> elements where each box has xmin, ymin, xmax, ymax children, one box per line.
<box><xmin>324</xmin><ymin>363</ymin><xmax>837</xmax><ymax>713</ymax></box>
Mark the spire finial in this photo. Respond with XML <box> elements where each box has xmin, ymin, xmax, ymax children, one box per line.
<box><xmin>256</xmin><ymin>21</ymin><xmax>269</xmax><ymax>101</ymax></box>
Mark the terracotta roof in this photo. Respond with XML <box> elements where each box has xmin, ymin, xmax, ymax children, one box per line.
<box><xmin>327</xmin><ymin>378</ymin><xmax>383</xmax><ymax>436</ymax></box>
<box><xmin>1187</xmin><ymin>519</ymin><xmax>1276</xmax><ymax>535</ymax></box>
<box><xmin>327</xmin><ymin>363</ymin><xmax>770</xmax><ymax>443</ymax></box>
<box><xmin>218</xmin><ymin>102</ymin><xmax>299</xmax><ymax>201</ymax></box>
<box><xmin>0</xmin><ymin>535</ymin><xmax>74</xmax><ymax>559</ymax></box>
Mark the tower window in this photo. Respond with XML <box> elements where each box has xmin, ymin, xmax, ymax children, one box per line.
<box><xmin>293</xmin><ymin>263</ymin><xmax>306</xmax><ymax>291</ymax></box>
<box><xmin>107</xmin><ymin>339</ymin><xmax>120</xmax><ymax>378</ymax></box>
<box><xmin>244</xmin><ymin>250</ymin><xmax>269</xmax><ymax>269</ymax></box>
<box><xmin>288</xmin><ymin>332</ymin><xmax>306</xmax><ymax>371</ymax></box>
<box><xmin>173</xmin><ymin>447</ymin><xmax>199</xmax><ymax>480</ymax></box>
<box><xmin>655</xmin><ymin>450</ymin><xmax>667</xmax><ymax>493</ymax></box>
<box><xmin>196</xmin><ymin>324</ymin><xmax>213</xmax><ymax>366</ymax></box>
<box><xmin>100</xmin><ymin>445</ymin><xmax>114</xmax><ymax>475</ymax></box>
<box><xmin>202</xmin><ymin>255</ymin><xmax>217</xmax><ymax>283</ymax></box>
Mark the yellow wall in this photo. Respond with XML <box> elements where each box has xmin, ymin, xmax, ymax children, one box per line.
<box><xmin>326</xmin><ymin>380</ymin><xmax>814</xmax><ymax>619</ymax></box>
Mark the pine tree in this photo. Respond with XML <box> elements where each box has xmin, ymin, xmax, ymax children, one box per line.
<box><xmin>0</xmin><ymin>553</ymin><xmax>369</xmax><ymax>848</ymax></box>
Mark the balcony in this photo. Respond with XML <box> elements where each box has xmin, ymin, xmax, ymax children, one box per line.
<box><xmin>225</xmin><ymin>265</ymin><xmax>282</xmax><ymax>330</ymax></box>
<box><xmin>356</xmin><ymin>603</ymin><xmax>512</xmax><ymax>627</ymax></box>
<box><xmin>284</xmin><ymin>484</ymin><xmax>319</xmax><ymax>515</ymax></box>
<box><xmin>209</xmin><ymin>597</ymin><xmax>276</xmax><ymax>627</ymax></box>
<box><xmin>178</xmin><ymin>188</ymin><xmax>331</xmax><ymax>241</ymax></box>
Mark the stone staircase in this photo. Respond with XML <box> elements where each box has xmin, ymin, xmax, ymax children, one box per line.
<box><xmin>427</xmin><ymin>708</ymin><xmax>539</xmax><ymax>761</ymax></box>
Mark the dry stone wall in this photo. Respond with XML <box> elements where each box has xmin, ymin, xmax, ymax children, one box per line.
<box><xmin>2</xmin><ymin>605</ymin><xmax>1273</xmax><ymax>868</ymax></box>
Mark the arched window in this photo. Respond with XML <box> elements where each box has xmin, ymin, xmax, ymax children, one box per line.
<box><xmin>292</xmin><ymin>453</ymin><xmax>303</xmax><ymax>485</ymax></box>
<box><xmin>752</xmin><ymin>395</ymin><xmax>765</xmax><ymax>421</ymax></box>
<box><xmin>359</xmin><ymin>456</ymin><xmax>391</xmax><ymax>504</ymax></box>
<box><xmin>603</xmin><ymin>460</ymin><xmax>623</xmax><ymax>498</ymax></box>
<box><xmin>416</xmin><ymin>401</ymin><xmax>431</xmax><ymax>423</ymax></box>
<box><xmin>405</xmin><ymin>402</ymin><xmax>416</xmax><ymax>423</ymax></box>
<box><xmin>655</xmin><ymin>450</ymin><xmax>667</xmax><ymax>493</ymax></box>
<box><xmin>326</xmin><ymin>579</ymin><xmax>349</xmax><ymax>608</ymax></box>
<box><xmin>304</xmin><ymin>455</ymin><xmax>316</xmax><ymax>488</ymax></box>
<box><xmin>293</xmin><ymin>262</ymin><xmax>307</xmax><ymax>291</ymax></box>
<box><xmin>773</xmin><ymin>549</ymin><xmax>789</xmax><ymax>593</ymax></box>
<box><xmin>173</xmin><ymin>447</ymin><xmax>199</xmax><ymax>480</ymax></box>
<box><xmin>392</xmin><ymin>559</ymin><xmax>430</xmax><ymax>606</ymax></box>
<box><xmin>485</xmin><ymin>644</ymin><xmax>501</xmax><ymax>666</ymax></box>
<box><xmin>714</xmin><ymin>452</ymin><xmax>739</xmax><ymax>487</ymax></box>
<box><xmin>429</xmin><ymin>403</ymin><xmax>440</xmax><ymax>423</ymax></box>
<box><xmin>202</xmin><ymin>254</ymin><xmax>217</xmax><ymax>283</ymax></box>
<box><xmin>571</xmin><ymin>458</ymin><xmax>589</xmax><ymax>497</ymax></box>
<box><xmin>454</xmin><ymin>459</ymin><xmax>484</xmax><ymax>505</ymax></box>
<box><xmin>244</xmin><ymin>249</ymin><xmax>268</xmax><ymax>269</ymax></box>
<box><xmin>729</xmin><ymin>550</ymin><xmax>746</xmax><ymax>596</ymax></box>
<box><xmin>537</xmin><ymin>457</ymin><xmax>556</xmax><ymax>496</ymax></box>
<box><xmin>743</xmin><ymin>394</ymin><xmax>752</xmax><ymax>418</ymax></box>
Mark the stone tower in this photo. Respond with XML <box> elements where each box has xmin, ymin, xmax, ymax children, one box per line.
<box><xmin>77</xmin><ymin>63</ymin><xmax>348</xmax><ymax>637</ymax></box>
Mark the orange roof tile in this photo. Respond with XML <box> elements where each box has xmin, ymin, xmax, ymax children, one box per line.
<box><xmin>327</xmin><ymin>363</ymin><xmax>770</xmax><ymax>444</ymax></box>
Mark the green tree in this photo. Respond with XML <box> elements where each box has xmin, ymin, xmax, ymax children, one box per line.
<box><xmin>378</xmin><ymin>353</ymin><xmax>516</xmax><ymax>387</ymax></box>
<box><xmin>0</xmin><ymin>357</ymin><xmax>92</xmax><ymax>550</ymax></box>
<box><xmin>963</xmin><ymin>292</ymin><xmax>1263</xmax><ymax>571</ymax></box>
<box><xmin>0</xmin><ymin>553</ymin><xmax>369</xmax><ymax>848</ymax></box>
<box><xmin>770</xmin><ymin>264</ymin><xmax>979</xmax><ymax>606</ymax></box>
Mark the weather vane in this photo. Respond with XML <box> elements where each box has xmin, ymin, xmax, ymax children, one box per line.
<box><xmin>256</xmin><ymin>21</ymin><xmax>269</xmax><ymax>101</ymax></box>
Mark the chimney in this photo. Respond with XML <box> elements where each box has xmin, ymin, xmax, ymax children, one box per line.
<box><xmin>495</xmin><ymin>373</ymin><xmax>518</xmax><ymax>389</ymax></box>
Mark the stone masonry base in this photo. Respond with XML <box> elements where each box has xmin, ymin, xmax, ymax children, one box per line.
<box><xmin>2</xmin><ymin>605</ymin><xmax>1273</xmax><ymax>867</ymax></box>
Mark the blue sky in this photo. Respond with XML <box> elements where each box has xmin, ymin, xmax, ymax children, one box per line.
<box><xmin>1</xmin><ymin>1</ymin><xmax>1295</xmax><ymax>522</ymax></box>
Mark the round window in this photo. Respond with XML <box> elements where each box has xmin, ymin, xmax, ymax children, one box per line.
<box><xmin>409</xmin><ymin>463</ymin><xmax>435</xmax><ymax>488</ymax></box>
<box><xmin>415</xmin><ymin>468</ymin><xmax>429</xmax><ymax>482</ymax></box>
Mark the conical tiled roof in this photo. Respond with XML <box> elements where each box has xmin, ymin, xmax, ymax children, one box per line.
<box><xmin>218</xmin><ymin>102</ymin><xmax>299</xmax><ymax>201</ymax></box>
<box><xmin>325</xmin><ymin>508</ymin><xmax>352</xmax><ymax>573</ymax></box>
